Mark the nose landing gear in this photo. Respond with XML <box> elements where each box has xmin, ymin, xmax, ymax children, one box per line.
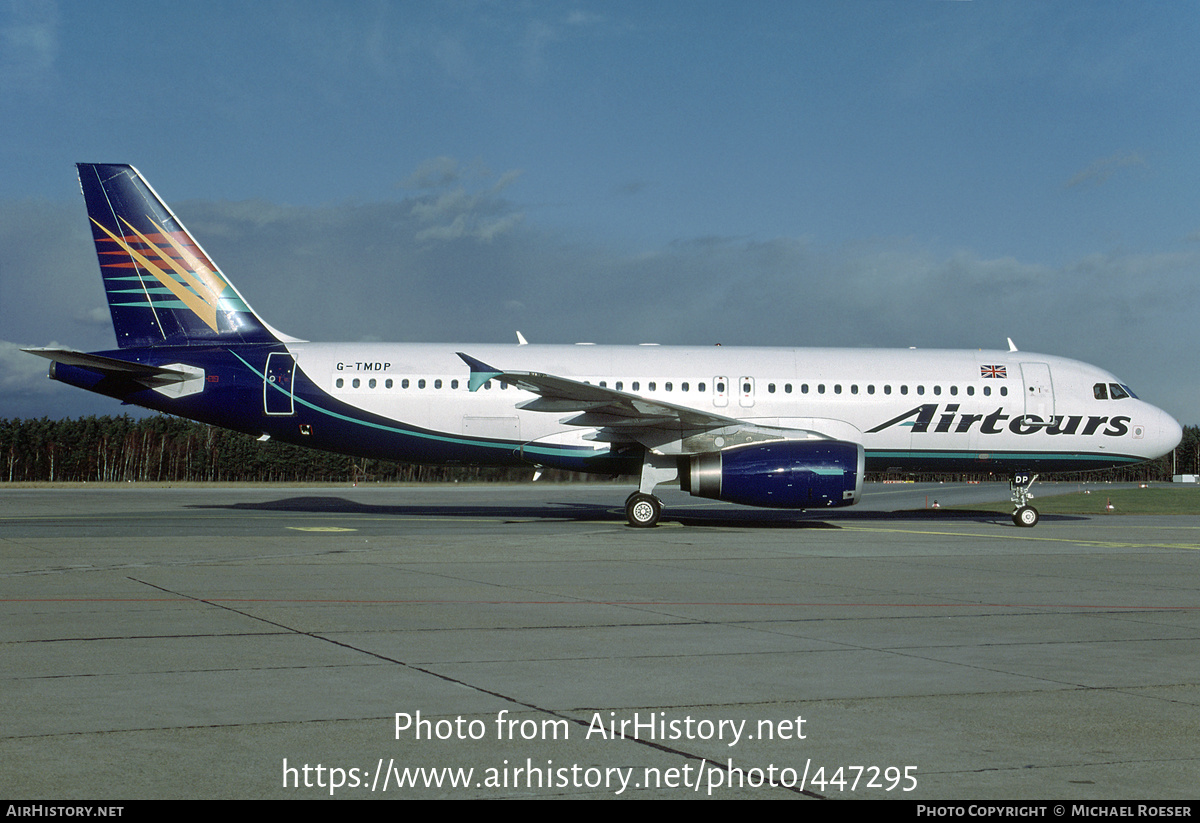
<box><xmin>1010</xmin><ymin>473</ymin><xmax>1040</xmax><ymax>527</ymax></box>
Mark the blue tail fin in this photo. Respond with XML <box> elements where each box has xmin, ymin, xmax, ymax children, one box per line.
<box><xmin>77</xmin><ymin>163</ymin><xmax>281</xmax><ymax>348</ymax></box>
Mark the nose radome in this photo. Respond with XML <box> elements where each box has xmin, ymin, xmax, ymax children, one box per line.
<box><xmin>1155</xmin><ymin>409</ymin><xmax>1183</xmax><ymax>459</ymax></box>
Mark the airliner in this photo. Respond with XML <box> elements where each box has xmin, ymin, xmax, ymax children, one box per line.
<box><xmin>25</xmin><ymin>164</ymin><xmax>1183</xmax><ymax>528</ymax></box>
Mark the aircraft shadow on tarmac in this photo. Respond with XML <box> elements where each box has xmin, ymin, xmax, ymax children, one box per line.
<box><xmin>188</xmin><ymin>497</ymin><xmax>1091</xmax><ymax>529</ymax></box>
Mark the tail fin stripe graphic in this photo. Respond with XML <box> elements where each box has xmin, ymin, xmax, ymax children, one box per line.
<box><xmin>146</xmin><ymin>217</ymin><xmax>230</xmax><ymax>304</ymax></box>
<box><xmin>89</xmin><ymin>217</ymin><xmax>221</xmax><ymax>332</ymax></box>
<box><xmin>118</xmin><ymin>216</ymin><xmax>229</xmax><ymax>315</ymax></box>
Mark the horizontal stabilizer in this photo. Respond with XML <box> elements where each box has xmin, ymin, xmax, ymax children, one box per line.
<box><xmin>22</xmin><ymin>348</ymin><xmax>190</xmax><ymax>379</ymax></box>
<box><xmin>25</xmin><ymin>348</ymin><xmax>207</xmax><ymax>398</ymax></box>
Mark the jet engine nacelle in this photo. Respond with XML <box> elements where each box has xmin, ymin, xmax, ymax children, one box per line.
<box><xmin>681</xmin><ymin>440</ymin><xmax>865</xmax><ymax>509</ymax></box>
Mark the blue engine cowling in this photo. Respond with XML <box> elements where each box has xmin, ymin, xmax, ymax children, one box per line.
<box><xmin>681</xmin><ymin>440</ymin><xmax>864</xmax><ymax>509</ymax></box>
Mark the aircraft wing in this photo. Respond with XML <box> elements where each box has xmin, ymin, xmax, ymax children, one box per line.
<box><xmin>456</xmin><ymin>352</ymin><xmax>843</xmax><ymax>453</ymax></box>
<box><xmin>457</xmin><ymin>352</ymin><xmax>743</xmax><ymax>429</ymax></box>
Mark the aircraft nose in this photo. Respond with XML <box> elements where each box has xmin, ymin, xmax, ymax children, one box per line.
<box><xmin>1152</xmin><ymin>408</ymin><xmax>1183</xmax><ymax>460</ymax></box>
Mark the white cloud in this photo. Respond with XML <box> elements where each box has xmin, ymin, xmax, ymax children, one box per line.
<box><xmin>404</xmin><ymin>158</ymin><xmax>525</xmax><ymax>243</ymax></box>
<box><xmin>402</xmin><ymin>156</ymin><xmax>461</xmax><ymax>190</ymax></box>
<box><xmin>0</xmin><ymin>340</ymin><xmax>56</xmax><ymax>393</ymax></box>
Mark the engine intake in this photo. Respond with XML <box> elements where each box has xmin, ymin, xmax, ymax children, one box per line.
<box><xmin>681</xmin><ymin>440</ymin><xmax>864</xmax><ymax>509</ymax></box>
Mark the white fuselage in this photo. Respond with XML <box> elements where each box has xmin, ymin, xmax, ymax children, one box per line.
<box><xmin>285</xmin><ymin>342</ymin><xmax>1181</xmax><ymax>472</ymax></box>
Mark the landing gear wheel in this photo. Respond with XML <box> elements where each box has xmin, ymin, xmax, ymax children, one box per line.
<box><xmin>625</xmin><ymin>493</ymin><xmax>662</xmax><ymax>528</ymax></box>
<box><xmin>1009</xmin><ymin>473</ymin><xmax>1039</xmax><ymax>528</ymax></box>
<box><xmin>1012</xmin><ymin>505</ymin><xmax>1039</xmax><ymax>528</ymax></box>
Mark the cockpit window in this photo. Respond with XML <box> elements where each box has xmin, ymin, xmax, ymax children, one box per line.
<box><xmin>1094</xmin><ymin>382</ymin><xmax>1138</xmax><ymax>400</ymax></box>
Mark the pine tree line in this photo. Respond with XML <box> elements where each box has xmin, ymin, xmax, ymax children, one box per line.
<box><xmin>0</xmin><ymin>415</ymin><xmax>543</xmax><ymax>484</ymax></box>
<box><xmin>2</xmin><ymin>415</ymin><xmax>1196</xmax><ymax>484</ymax></box>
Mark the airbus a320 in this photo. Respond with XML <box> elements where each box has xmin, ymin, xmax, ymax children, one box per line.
<box><xmin>25</xmin><ymin>164</ymin><xmax>1183</xmax><ymax>527</ymax></box>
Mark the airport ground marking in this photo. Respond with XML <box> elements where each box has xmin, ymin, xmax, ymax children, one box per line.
<box><xmin>286</xmin><ymin>526</ymin><xmax>358</xmax><ymax>532</ymax></box>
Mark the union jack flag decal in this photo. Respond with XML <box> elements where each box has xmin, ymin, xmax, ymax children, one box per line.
<box><xmin>980</xmin><ymin>365</ymin><xmax>1007</xmax><ymax>379</ymax></box>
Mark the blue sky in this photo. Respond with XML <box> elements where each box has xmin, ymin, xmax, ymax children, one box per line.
<box><xmin>3</xmin><ymin>1</ymin><xmax>1199</xmax><ymax>423</ymax></box>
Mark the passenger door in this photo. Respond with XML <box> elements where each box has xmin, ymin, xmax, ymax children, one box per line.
<box><xmin>1019</xmin><ymin>362</ymin><xmax>1055</xmax><ymax>420</ymax></box>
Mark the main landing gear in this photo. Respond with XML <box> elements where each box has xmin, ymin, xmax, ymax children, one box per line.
<box><xmin>1010</xmin><ymin>473</ymin><xmax>1039</xmax><ymax>527</ymax></box>
<box><xmin>625</xmin><ymin>453</ymin><xmax>676</xmax><ymax>527</ymax></box>
<box><xmin>625</xmin><ymin>491</ymin><xmax>662</xmax><ymax>528</ymax></box>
